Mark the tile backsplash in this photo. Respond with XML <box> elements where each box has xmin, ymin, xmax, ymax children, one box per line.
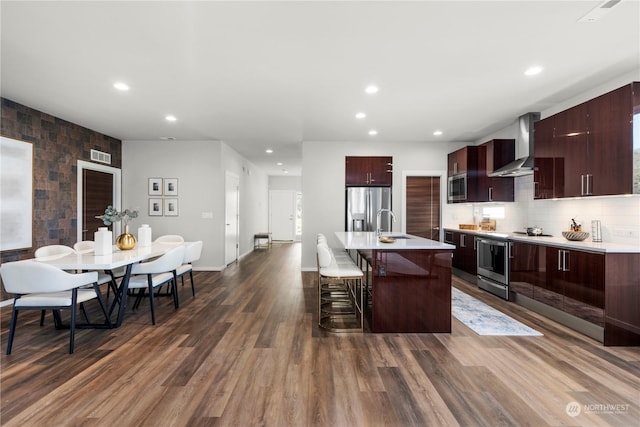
<box><xmin>443</xmin><ymin>175</ymin><xmax>640</xmax><ymax>245</ymax></box>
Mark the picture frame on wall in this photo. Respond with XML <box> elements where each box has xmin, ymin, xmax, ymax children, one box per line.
<box><xmin>148</xmin><ymin>178</ymin><xmax>163</xmax><ymax>196</ymax></box>
<box><xmin>149</xmin><ymin>198</ymin><xmax>163</xmax><ymax>216</ymax></box>
<box><xmin>164</xmin><ymin>178</ymin><xmax>178</xmax><ymax>196</ymax></box>
<box><xmin>164</xmin><ymin>198</ymin><xmax>179</xmax><ymax>216</ymax></box>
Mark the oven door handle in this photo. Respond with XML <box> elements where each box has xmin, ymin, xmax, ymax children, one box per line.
<box><xmin>477</xmin><ymin>238</ymin><xmax>507</xmax><ymax>247</ymax></box>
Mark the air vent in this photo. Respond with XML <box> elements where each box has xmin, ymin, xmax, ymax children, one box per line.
<box><xmin>90</xmin><ymin>149</ymin><xmax>111</xmax><ymax>164</ymax></box>
<box><xmin>578</xmin><ymin>0</ymin><xmax>621</xmax><ymax>22</ymax></box>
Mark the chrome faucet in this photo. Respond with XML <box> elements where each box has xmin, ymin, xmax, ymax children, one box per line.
<box><xmin>376</xmin><ymin>208</ymin><xmax>396</xmax><ymax>237</ymax></box>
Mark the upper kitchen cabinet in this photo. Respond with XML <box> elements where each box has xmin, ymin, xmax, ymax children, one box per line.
<box><xmin>587</xmin><ymin>83</ymin><xmax>636</xmax><ymax>196</ymax></box>
<box><xmin>480</xmin><ymin>139</ymin><xmax>515</xmax><ymax>202</ymax></box>
<box><xmin>447</xmin><ymin>146</ymin><xmax>481</xmax><ymax>203</ymax></box>
<box><xmin>534</xmin><ymin>81</ymin><xmax>639</xmax><ymax>199</ymax></box>
<box><xmin>345</xmin><ymin>156</ymin><xmax>393</xmax><ymax>186</ymax></box>
<box><xmin>553</xmin><ymin>101</ymin><xmax>590</xmax><ymax>198</ymax></box>
<box><xmin>447</xmin><ymin>146</ymin><xmax>475</xmax><ymax>176</ymax></box>
<box><xmin>533</xmin><ymin>115</ymin><xmax>558</xmax><ymax>199</ymax></box>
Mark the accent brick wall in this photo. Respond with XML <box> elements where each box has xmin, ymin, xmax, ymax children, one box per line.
<box><xmin>1</xmin><ymin>98</ymin><xmax>122</xmax><ymax>299</ymax></box>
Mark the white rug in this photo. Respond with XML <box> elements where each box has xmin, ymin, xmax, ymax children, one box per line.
<box><xmin>452</xmin><ymin>287</ymin><xmax>543</xmax><ymax>336</ymax></box>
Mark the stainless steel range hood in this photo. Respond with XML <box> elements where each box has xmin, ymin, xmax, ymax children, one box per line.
<box><xmin>488</xmin><ymin>112</ymin><xmax>541</xmax><ymax>177</ymax></box>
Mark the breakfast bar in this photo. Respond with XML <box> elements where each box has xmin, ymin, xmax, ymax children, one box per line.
<box><xmin>335</xmin><ymin>232</ymin><xmax>455</xmax><ymax>333</ymax></box>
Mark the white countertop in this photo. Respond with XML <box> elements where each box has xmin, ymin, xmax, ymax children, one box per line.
<box><xmin>444</xmin><ymin>228</ymin><xmax>640</xmax><ymax>254</ymax></box>
<box><xmin>335</xmin><ymin>231</ymin><xmax>455</xmax><ymax>250</ymax></box>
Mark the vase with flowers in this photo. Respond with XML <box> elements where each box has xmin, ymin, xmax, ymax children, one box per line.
<box><xmin>96</xmin><ymin>205</ymin><xmax>139</xmax><ymax>250</ymax></box>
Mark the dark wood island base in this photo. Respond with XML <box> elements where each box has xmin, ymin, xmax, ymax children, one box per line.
<box><xmin>368</xmin><ymin>249</ymin><xmax>452</xmax><ymax>333</ymax></box>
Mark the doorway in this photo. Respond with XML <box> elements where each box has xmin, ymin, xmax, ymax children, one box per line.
<box><xmin>225</xmin><ymin>171</ymin><xmax>240</xmax><ymax>265</ymax></box>
<box><xmin>77</xmin><ymin>160</ymin><xmax>121</xmax><ymax>243</ymax></box>
<box><xmin>404</xmin><ymin>175</ymin><xmax>441</xmax><ymax>241</ymax></box>
<box><xmin>269</xmin><ymin>190</ymin><xmax>296</xmax><ymax>241</ymax></box>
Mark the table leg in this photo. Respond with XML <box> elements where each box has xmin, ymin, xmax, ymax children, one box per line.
<box><xmin>109</xmin><ymin>263</ymin><xmax>133</xmax><ymax>328</ymax></box>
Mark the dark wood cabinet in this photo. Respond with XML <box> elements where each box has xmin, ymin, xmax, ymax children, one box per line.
<box><xmin>447</xmin><ymin>146</ymin><xmax>483</xmax><ymax>203</ymax></box>
<box><xmin>481</xmin><ymin>139</ymin><xmax>515</xmax><ymax>202</ymax></box>
<box><xmin>509</xmin><ymin>241</ymin><xmax>545</xmax><ymax>299</ymax></box>
<box><xmin>447</xmin><ymin>230</ymin><xmax>476</xmax><ymax>276</ymax></box>
<box><xmin>533</xmin><ymin>117</ymin><xmax>557</xmax><ymax>199</ymax></box>
<box><xmin>553</xmin><ymin>102</ymin><xmax>590</xmax><ymax>198</ymax></box>
<box><xmin>447</xmin><ymin>147</ymin><xmax>470</xmax><ymax>176</ymax></box>
<box><xmin>448</xmin><ymin>140</ymin><xmax>514</xmax><ymax>203</ymax></box>
<box><xmin>534</xmin><ymin>81</ymin><xmax>639</xmax><ymax>199</ymax></box>
<box><xmin>510</xmin><ymin>240</ymin><xmax>639</xmax><ymax>346</ymax></box>
<box><xmin>587</xmin><ymin>84</ymin><xmax>634</xmax><ymax>196</ymax></box>
<box><xmin>345</xmin><ymin>156</ymin><xmax>392</xmax><ymax>186</ymax></box>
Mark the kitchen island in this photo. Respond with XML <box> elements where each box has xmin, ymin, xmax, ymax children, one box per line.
<box><xmin>335</xmin><ymin>231</ymin><xmax>455</xmax><ymax>333</ymax></box>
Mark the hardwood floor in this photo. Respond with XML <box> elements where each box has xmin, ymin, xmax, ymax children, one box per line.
<box><xmin>1</xmin><ymin>242</ymin><xmax>639</xmax><ymax>426</ymax></box>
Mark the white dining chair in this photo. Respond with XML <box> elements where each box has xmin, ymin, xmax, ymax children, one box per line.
<box><xmin>72</xmin><ymin>240</ymin><xmax>120</xmax><ymax>300</ymax></box>
<box><xmin>34</xmin><ymin>244</ymin><xmax>75</xmax><ymax>259</ymax></box>
<box><xmin>127</xmin><ymin>245</ymin><xmax>185</xmax><ymax>325</ymax></box>
<box><xmin>175</xmin><ymin>241</ymin><xmax>203</xmax><ymax>298</ymax></box>
<box><xmin>154</xmin><ymin>235</ymin><xmax>185</xmax><ymax>244</ymax></box>
<box><xmin>1</xmin><ymin>261</ymin><xmax>110</xmax><ymax>354</ymax></box>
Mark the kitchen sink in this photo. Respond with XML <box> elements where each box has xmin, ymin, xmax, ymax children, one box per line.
<box><xmin>387</xmin><ymin>235</ymin><xmax>412</xmax><ymax>239</ymax></box>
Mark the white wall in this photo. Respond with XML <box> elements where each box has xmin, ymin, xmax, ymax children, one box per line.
<box><xmin>122</xmin><ymin>140</ymin><xmax>268</xmax><ymax>270</ymax></box>
<box><xmin>221</xmin><ymin>143</ymin><xmax>269</xmax><ymax>257</ymax></box>
<box><xmin>269</xmin><ymin>175</ymin><xmax>302</xmax><ymax>192</ymax></box>
<box><xmin>301</xmin><ymin>140</ymin><xmax>468</xmax><ymax>270</ymax></box>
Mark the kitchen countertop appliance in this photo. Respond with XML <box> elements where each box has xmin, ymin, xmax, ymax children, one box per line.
<box><xmin>476</xmin><ymin>235</ymin><xmax>510</xmax><ymax>300</ymax></box>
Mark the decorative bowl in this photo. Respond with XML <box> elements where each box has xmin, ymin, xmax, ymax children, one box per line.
<box><xmin>379</xmin><ymin>236</ymin><xmax>396</xmax><ymax>243</ymax></box>
<box><xmin>562</xmin><ymin>231</ymin><xmax>589</xmax><ymax>241</ymax></box>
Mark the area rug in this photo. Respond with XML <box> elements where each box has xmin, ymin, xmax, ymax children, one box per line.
<box><xmin>452</xmin><ymin>287</ymin><xmax>543</xmax><ymax>336</ymax></box>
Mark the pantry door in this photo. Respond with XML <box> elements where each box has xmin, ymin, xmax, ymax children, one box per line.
<box><xmin>405</xmin><ymin>175</ymin><xmax>441</xmax><ymax>241</ymax></box>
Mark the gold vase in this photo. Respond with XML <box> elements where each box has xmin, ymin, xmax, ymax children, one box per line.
<box><xmin>116</xmin><ymin>225</ymin><xmax>137</xmax><ymax>250</ymax></box>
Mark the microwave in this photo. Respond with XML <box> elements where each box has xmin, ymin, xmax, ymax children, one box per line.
<box><xmin>448</xmin><ymin>173</ymin><xmax>467</xmax><ymax>201</ymax></box>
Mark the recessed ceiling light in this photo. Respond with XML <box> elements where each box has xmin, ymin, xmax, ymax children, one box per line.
<box><xmin>368</xmin><ymin>129</ymin><xmax>378</xmax><ymax>136</ymax></box>
<box><xmin>276</xmin><ymin>162</ymin><xmax>283</xmax><ymax>166</ymax></box>
<box><xmin>113</xmin><ymin>82</ymin><xmax>129</xmax><ymax>91</ymax></box>
<box><xmin>433</xmin><ymin>130</ymin><xmax>443</xmax><ymax>136</ymax></box>
<box><xmin>524</xmin><ymin>66</ymin><xmax>543</xmax><ymax>76</ymax></box>
<box><xmin>266</xmin><ymin>149</ymin><xmax>273</xmax><ymax>154</ymax></box>
<box><xmin>365</xmin><ymin>85</ymin><xmax>379</xmax><ymax>94</ymax></box>
<box><xmin>355</xmin><ymin>112</ymin><xmax>366</xmax><ymax>119</ymax></box>
<box><xmin>165</xmin><ymin>115</ymin><xmax>177</xmax><ymax>122</ymax></box>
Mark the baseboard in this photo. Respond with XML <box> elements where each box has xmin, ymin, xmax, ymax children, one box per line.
<box><xmin>512</xmin><ymin>293</ymin><xmax>604</xmax><ymax>343</ymax></box>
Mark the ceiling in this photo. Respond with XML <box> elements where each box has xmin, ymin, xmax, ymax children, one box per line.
<box><xmin>1</xmin><ymin>1</ymin><xmax>639</xmax><ymax>177</ymax></box>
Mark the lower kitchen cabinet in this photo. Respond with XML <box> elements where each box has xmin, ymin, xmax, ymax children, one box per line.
<box><xmin>445</xmin><ymin>230</ymin><xmax>476</xmax><ymax>276</ymax></box>
<box><xmin>509</xmin><ymin>241</ymin><xmax>640</xmax><ymax>345</ymax></box>
<box><xmin>508</xmin><ymin>241</ymin><xmax>545</xmax><ymax>299</ymax></box>
<box><xmin>510</xmin><ymin>242</ymin><xmax>604</xmax><ymax>327</ymax></box>
<box><xmin>547</xmin><ymin>246</ymin><xmax>605</xmax><ymax>327</ymax></box>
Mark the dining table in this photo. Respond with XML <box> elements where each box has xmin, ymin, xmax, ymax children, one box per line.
<box><xmin>33</xmin><ymin>242</ymin><xmax>178</xmax><ymax>327</ymax></box>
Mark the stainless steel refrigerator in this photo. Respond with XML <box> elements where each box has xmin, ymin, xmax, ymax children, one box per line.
<box><xmin>345</xmin><ymin>187</ymin><xmax>393</xmax><ymax>232</ymax></box>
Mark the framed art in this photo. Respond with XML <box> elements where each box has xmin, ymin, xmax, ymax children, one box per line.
<box><xmin>164</xmin><ymin>198</ymin><xmax>179</xmax><ymax>216</ymax></box>
<box><xmin>1</xmin><ymin>136</ymin><xmax>33</xmax><ymax>251</ymax></box>
<box><xmin>148</xmin><ymin>178</ymin><xmax>163</xmax><ymax>196</ymax></box>
<box><xmin>149</xmin><ymin>198</ymin><xmax>163</xmax><ymax>216</ymax></box>
<box><xmin>164</xmin><ymin>178</ymin><xmax>178</xmax><ymax>196</ymax></box>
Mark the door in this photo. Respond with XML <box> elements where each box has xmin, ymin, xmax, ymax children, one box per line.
<box><xmin>225</xmin><ymin>172</ymin><xmax>239</xmax><ymax>265</ymax></box>
<box><xmin>77</xmin><ymin>160</ymin><xmax>121</xmax><ymax>244</ymax></box>
<box><xmin>269</xmin><ymin>190</ymin><xmax>296</xmax><ymax>241</ymax></box>
<box><xmin>406</xmin><ymin>176</ymin><xmax>440</xmax><ymax>240</ymax></box>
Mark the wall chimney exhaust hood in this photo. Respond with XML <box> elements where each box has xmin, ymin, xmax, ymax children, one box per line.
<box><xmin>488</xmin><ymin>112</ymin><xmax>541</xmax><ymax>177</ymax></box>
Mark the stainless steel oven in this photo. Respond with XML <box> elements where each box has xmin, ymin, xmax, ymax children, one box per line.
<box><xmin>476</xmin><ymin>237</ymin><xmax>509</xmax><ymax>300</ymax></box>
<box><xmin>447</xmin><ymin>173</ymin><xmax>467</xmax><ymax>202</ymax></box>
